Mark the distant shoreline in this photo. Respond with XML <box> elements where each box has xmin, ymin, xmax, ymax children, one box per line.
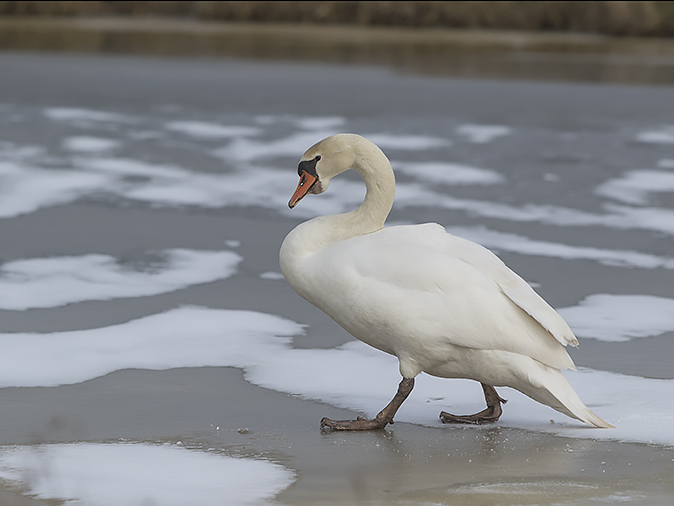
<box><xmin>1</xmin><ymin>0</ymin><xmax>674</xmax><ymax>38</ymax></box>
<box><xmin>3</xmin><ymin>15</ymin><xmax>674</xmax><ymax>85</ymax></box>
<box><xmin>3</xmin><ymin>15</ymin><xmax>674</xmax><ymax>54</ymax></box>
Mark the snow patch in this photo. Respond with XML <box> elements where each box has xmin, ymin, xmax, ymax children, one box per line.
<box><xmin>595</xmin><ymin>169</ymin><xmax>674</xmax><ymax>205</ymax></box>
<box><xmin>260</xmin><ymin>271</ymin><xmax>285</xmax><ymax>280</ymax></box>
<box><xmin>365</xmin><ymin>134</ymin><xmax>450</xmax><ymax>150</ymax></box>
<box><xmin>448</xmin><ymin>226</ymin><xmax>674</xmax><ymax>269</ymax></box>
<box><xmin>636</xmin><ymin>126</ymin><xmax>674</xmax><ymax>144</ymax></box>
<box><xmin>559</xmin><ymin>294</ymin><xmax>674</xmax><ymax>342</ymax></box>
<box><xmin>63</xmin><ymin>136</ymin><xmax>120</xmax><ymax>153</ymax></box>
<box><xmin>0</xmin><ymin>158</ymin><xmax>110</xmax><ymax>218</ymax></box>
<box><xmin>0</xmin><ymin>307</ymin><xmax>672</xmax><ymax>446</ymax></box>
<box><xmin>165</xmin><ymin>121</ymin><xmax>260</xmax><ymax>139</ymax></box>
<box><xmin>0</xmin><ymin>443</ymin><xmax>294</xmax><ymax>506</ymax></box>
<box><xmin>457</xmin><ymin>124</ymin><xmax>512</xmax><ymax>143</ymax></box>
<box><xmin>394</xmin><ymin>161</ymin><xmax>504</xmax><ymax>185</ymax></box>
<box><xmin>44</xmin><ymin>107</ymin><xmax>133</xmax><ymax>123</ymax></box>
<box><xmin>0</xmin><ymin>249</ymin><xmax>242</xmax><ymax>310</ymax></box>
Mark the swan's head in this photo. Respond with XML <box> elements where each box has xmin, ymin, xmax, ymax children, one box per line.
<box><xmin>288</xmin><ymin>133</ymin><xmax>369</xmax><ymax>209</ymax></box>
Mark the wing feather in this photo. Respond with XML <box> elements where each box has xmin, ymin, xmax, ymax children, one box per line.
<box><xmin>417</xmin><ymin>224</ymin><xmax>579</xmax><ymax>347</ymax></box>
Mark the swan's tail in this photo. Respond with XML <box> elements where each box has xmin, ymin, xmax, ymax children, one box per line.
<box><xmin>515</xmin><ymin>365</ymin><xmax>614</xmax><ymax>428</ymax></box>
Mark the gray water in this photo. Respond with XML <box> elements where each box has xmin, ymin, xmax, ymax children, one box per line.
<box><xmin>0</xmin><ymin>44</ymin><xmax>673</xmax><ymax>505</ymax></box>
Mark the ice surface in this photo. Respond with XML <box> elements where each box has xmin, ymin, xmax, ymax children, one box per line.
<box><xmin>448</xmin><ymin>226</ymin><xmax>674</xmax><ymax>269</ymax></box>
<box><xmin>558</xmin><ymin>294</ymin><xmax>674</xmax><ymax>342</ymax></box>
<box><xmin>393</xmin><ymin>162</ymin><xmax>504</xmax><ymax>185</ymax></box>
<box><xmin>1</xmin><ymin>306</ymin><xmax>672</xmax><ymax>447</ymax></box>
<box><xmin>636</xmin><ymin>125</ymin><xmax>674</xmax><ymax>144</ymax></box>
<box><xmin>63</xmin><ymin>136</ymin><xmax>121</xmax><ymax>153</ymax></box>
<box><xmin>0</xmin><ymin>249</ymin><xmax>242</xmax><ymax>310</ymax></box>
<box><xmin>165</xmin><ymin>121</ymin><xmax>260</xmax><ymax>138</ymax></box>
<box><xmin>456</xmin><ymin>124</ymin><xmax>512</xmax><ymax>143</ymax></box>
<box><xmin>0</xmin><ymin>443</ymin><xmax>294</xmax><ymax>506</ymax></box>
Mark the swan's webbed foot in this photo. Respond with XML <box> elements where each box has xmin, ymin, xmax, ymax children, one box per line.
<box><xmin>320</xmin><ymin>377</ymin><xmax>414</xmax><ymax>432</ymax></box>
<box><xmin>440</xmin><ymin>383</ymin><xmax>507</xmax><ymax>425</ymax></box>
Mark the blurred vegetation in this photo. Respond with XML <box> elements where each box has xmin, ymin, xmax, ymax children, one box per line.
<box><xmin>1</xmin><ymin>1</ymin><xmax>674</xmax><ymax>37</ymax></box>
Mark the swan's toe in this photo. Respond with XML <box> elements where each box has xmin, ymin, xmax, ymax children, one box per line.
<box><xmin>439</xmin><ymin>410</ymin><xmax>500</xmax><ymax>425</ymax></box>
<box><xmin>320</xmin><ymin>416</ymin><xmax>388</xmax><ymax>431</ymax></box>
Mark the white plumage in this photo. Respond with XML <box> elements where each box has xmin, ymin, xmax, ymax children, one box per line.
<box><xmin>281</xmin><ymin>133</ymin><xmax>612</xmax><ymax>429</ymax></box>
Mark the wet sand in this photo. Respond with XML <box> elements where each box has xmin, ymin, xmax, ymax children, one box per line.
<box><xmin>0</xmin><ymin>27</ymin><xmax>674</xmax><ymax>505</ymax></box>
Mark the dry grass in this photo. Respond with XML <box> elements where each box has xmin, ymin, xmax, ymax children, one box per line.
<box><xmin>0</xmin><ymin>1</ymin><xmax>673</xmax><ymax>37</ymax></box>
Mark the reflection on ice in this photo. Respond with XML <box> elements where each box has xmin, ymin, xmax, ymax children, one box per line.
<box><xmin>0</xmin><ymin>443</ymin><xmax>295</xmax><ymax>506</ymax></box>
<box><xmin>0</xmin><ymin>249</ymin><xmax>242</xmax><ymax>310</ymax></box>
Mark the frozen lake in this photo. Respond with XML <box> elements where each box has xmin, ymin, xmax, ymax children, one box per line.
<box><xmin>0</xmin><ymin>50</ymin><xmax>673</xmax><ymax>505</ymax></box>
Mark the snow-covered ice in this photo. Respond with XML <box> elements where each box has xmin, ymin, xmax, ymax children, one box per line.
<box><xmin>596</xmin><ymin>168</ymin><xmax>674</xmax><ymax>205</ymax></box>
<box><xmin>0</xmin><ymin>306</ymin><xmax>672</xmax><ymax>447</ymax></box>
<box><xmin>635</xmin><ymin>125</ymin><xmax>674</xmax><ymax>144</ymax></box>
<box><xmin>165</xmin><ymin>121</ymin><xmax>260</xmax><ymax>139</ymax></box>
<box><xmin>63</xmin><ymin>136</ymin><xmax>121</xmax><ymax>153</ymax></box>
<box><xmin>448</xmin><ymin>226</ymin><xmax>674</xmax><ymax>269</ymax></box>
<box><xmin>393</xmin><ymin>161</ymin><xmax>504</xmax><ymax>185</ymax></box>
<box><xmin>456</xmin><ymin>124</ymin><xmax>512</xmax><ymax>143</ymax></box>
<box><xmin>0</xmin><ymin>443</ymin><xmax>294</xmax><ymax>506</ymax></box>
<box><xmin>559</xmin><ymin>294</ymin><xmax>674</xmax><ymax>342</ymax></box>
<box><xmin>0</xmin><ymin>249</ymin><xmax>242</xmax><ymax>310</ymax></box>
<box><xmin>44</xmin><ymin>107</ymin><xmax>134</xmax><ymax>123</ymax></box>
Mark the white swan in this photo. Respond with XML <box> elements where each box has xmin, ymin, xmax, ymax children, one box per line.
<box><xmin>280</xmin><ymin>133</ymin><xmax>612</xmax><ymax>430</ymax></box>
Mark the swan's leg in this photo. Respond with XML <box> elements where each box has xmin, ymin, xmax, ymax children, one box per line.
<box><xmin>439</xmin><ymin>383</ymin><xmax>507</xmax><ymax>425</ymax></box>
<box><xmin>321</xmin><ymin>377</ymin><xmax>414</xmax><ymax>431</ymax></box>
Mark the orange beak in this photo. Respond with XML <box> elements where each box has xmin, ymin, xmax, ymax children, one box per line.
<box><xmin>288</xmin><ymin>171</ymin><xmax>318</xmax><ymax>209</ymax></box>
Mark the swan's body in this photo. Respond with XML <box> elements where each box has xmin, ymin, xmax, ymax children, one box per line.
<box><xmin>281</xmin><ymin>133</ymin><xmax>611</xmax><ymax>429</ymax></box>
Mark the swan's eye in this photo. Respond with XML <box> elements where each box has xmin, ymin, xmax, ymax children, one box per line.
<box><xmin>314</xmin><ymin>155</ymin><xmax>321</xmax><ymax>162</ymax></box>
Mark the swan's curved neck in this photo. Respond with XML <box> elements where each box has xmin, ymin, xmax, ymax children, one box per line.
<box><xmin>350</xmin><ymin>154</ymin><xmax>396</xmax><ymax>233</ymax></box>
<box><xmin>289</xmin><ymin>153</ymin><xmax>395</xmax><ymax>254</ymax></box>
